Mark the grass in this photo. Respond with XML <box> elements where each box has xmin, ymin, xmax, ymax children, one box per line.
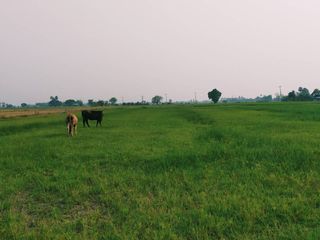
<box><xmin>0</xmin><ymin>102</ymin><xmax>320</xmax><ymax>239</ymax></box>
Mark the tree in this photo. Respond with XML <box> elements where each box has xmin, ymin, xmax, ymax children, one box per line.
<box><xmin>311</xmin><ymin>89</ymin><xmax>320</xmax><ymax>98</ymax></box>
<box><xmin>5</xmin><ymin>104</ymin><xmax>14</xmax><ymax>108</ymax></box>
<box><xmin>297</xmin><ymin>87</ymin><xmax>312</xmax><ymax>101</ymax></box>
<box><xmin>109</xmin><ymin>97</ymin><xmax>117</xmax><ymax>105</ymax></box>
<box><xmin>21</xmin><ymin>103</ymin><xmax>28</xmax><ymax>108</ymax></box>
<box><xmin>48</xmin><ymin>96</ymin><xmax>62</xmax><ymax>107</ymax></box>
<box><xmin>287</xmin><ymin>91</ymin><xmax>296</xmax><ymax>101</ymax></box>
<box><xmin>64</xmin><ymin>99</ymin><xmax>77</xmax><ymax>106</ymax></box>
<box><xmin>152</xmin><ymin>95</ymin><xmax>163</xmax><ymax>104</ymax></box>
<box><xmin>208</xmin><ymin>89</ymin><xmax>222</xmax><ymax>103</ymax></box>
<box><xmin>256</xmin><ymin>95</ymin><xmax>272</xmax><ymax>102</ymax></box>
<box><xmin>76</xmin><ymin>100</ymin><xmax>83</xmax><ymax>106</ymax></box>
<box><xmin>88</xmin><ymin>99</ymin><xmax>95</xmax><ymax>106</ymax></box>
<box><xmin>96</xmin><ymin>100</ymin><xmax>105</xmax><ymax>106</ymax></box>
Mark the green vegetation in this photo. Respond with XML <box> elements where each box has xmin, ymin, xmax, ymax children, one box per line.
<box><xmin>208</xmin><ymin>89</ymin><xmax>222</xmax><ymax>103</ymax></box>
<box><xmin>152</xmin><ymin>96</ymin><xmax>163</xmax><ymax>105</ymax></box>
<box><xmin>0</xmin><ymin>103</ymin><xmax>319</xmax><ymax>239</ymax></box>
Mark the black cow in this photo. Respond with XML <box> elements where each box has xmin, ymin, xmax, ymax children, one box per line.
<box><xmin>82</xmin><ymin>110</ymin><xmax>103</xmax><ymax>127</ymax></box>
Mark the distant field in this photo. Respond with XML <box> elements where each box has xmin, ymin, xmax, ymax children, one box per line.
<box><xmin>0</xmin><ymin>108</ymin><xmax>68</xmax><ymax>119</ymax></box>
<box><xmin>0</xmin><ymin>107</ymin><xmax>98</xmax><ymax>119</ymax></box>
<box><xmin>0</xmin><ymin>103</ymin><xmax>319</xmax><ymax>239</ymax></box>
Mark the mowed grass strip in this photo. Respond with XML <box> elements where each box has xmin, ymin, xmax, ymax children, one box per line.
<box><xmin>0</xmin><ymin>103</ymin><xmax>320</xmax><ymax>239</ymax></box>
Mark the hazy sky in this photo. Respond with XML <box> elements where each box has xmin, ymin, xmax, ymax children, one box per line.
<box><xmin>1</xmin><ymin>0</ymin><xmax>320</xmax><ymax>104</ymax></box>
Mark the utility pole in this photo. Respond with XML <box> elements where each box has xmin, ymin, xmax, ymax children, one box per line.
<box><xmin>194</xmin><ymin>92</ymin><xmax>197</xmax><ymax>102</ymax></box>
<box><xmin>141</xmin><ymin>96</ymin><xmax>144</xmax><ymax>103</ymax></box>
<box><xmin>279</xmin><ymin>85</ymin><xmax>282</xmax><ymax>101</ymax></box>
<box><xmin>165</xmin><ymin>93</ymin><xmax>168</xmax><ymax>103</ymax></box>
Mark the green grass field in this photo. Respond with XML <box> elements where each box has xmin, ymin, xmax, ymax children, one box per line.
<box><xmin>0</xmin><ymin>103</ymin><xmax>320</xmax><ymax>239</ymax></box>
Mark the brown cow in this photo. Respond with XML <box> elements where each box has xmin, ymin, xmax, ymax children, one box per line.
<box><xmin>66</xmin><ymin>113</ymin><xmax>78</xmax><ymax>136</ymax></box>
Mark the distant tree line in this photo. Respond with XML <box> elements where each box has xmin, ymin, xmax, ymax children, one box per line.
<box><xmin>0</xmin><ymin>102</ymin><xmax>14</xmax><ymax>108</ymax></box>
<box><xmin>283</xmin><ymin>87</ymin><xmax>320</xmax><ymax>101</ymax></box>
<box><xmin>3</xmin><ymin>95</ymin><xmax>173</xmax><ymax>108</ymax></box>
<box><xmin>3</xmin><ymin>87</ymin><xmax>320</xmax><ymax>108</ymax></box>
<box><xmin>35</xmin><ymin>95</ymin><xmax>171</xmax><ymax>108</ymax></box>
<box><xmin>44</xmin><ymin>96</ymin><xmax>120</xmax><ymax>107</ymax></box>
<box><xmin>48</xmin><ymin>96</ymin><xmax>84</xmax><ymax>107</ymax></box>
<box><xmin>222</xmin><ymin>95</ymin><xmax>274</xmax><ymax>103</ymax></box>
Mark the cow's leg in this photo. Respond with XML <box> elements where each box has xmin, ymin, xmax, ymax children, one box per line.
<box><xmin>86</xmin><ymin>119</ymin><xmax>90</xmax><ymax>127</ymax></box>
<box><xmin>68</xmin><ymin>125</ymin><xmax>72</xmax><ymax>136</ymax></box>
<box><xmin>83</xmin><ymin>119</ymin><xmax>86</xmax><ymax>127</ymax></box>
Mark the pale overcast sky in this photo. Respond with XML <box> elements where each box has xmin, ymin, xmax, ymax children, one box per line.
<box><xmin>1</xmin><ymin>0</ymin><xmax>320</xmax><ymax>104</ymax></box>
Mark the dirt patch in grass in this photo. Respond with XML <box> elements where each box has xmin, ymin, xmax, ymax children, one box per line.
<box><xmin>0</xmin><ymin>107</ymin><xmax>104</xmax><ymax>119</ymax></box>
<box><xmin>0</xmin><ymin>109</ymin><xmax>68</xmax><ymax>119</ymax></box>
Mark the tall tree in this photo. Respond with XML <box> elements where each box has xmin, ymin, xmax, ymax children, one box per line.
<box><xmin>48</xmin><ymin>96</ymin><xmax>62</xmax><ymax>106</ymax></box>
<box><xmin>288</xmin><ymin>91</ymin><xmax>296</xmax><ymax>101</ymax></box>
<box><xmin>109</xmin><ymin>97</ymin><xmax>117</xmax><ymax>105</ymax></box>
<box><xmin>297</xmin><ymin>87</ymin><xmax>312</xmax><ymax>101</ymax></box>
<box><xmin>64</xmin><ymin>99</ymin><xmax>77</xmax><ymax>106</ymax></box>
<box><xmin>88</xmin><ymin>99</ymin><xmax>95</xmax><ymax>106</ymax></box>
<box><xmin>311</xmin><ymin>89</ymin><xmax>320</xmax><ymax>98</ymax></box>
<box><xmin>256</xmin><ymin>95</ymin><xmax>272</xmax><ymax>102</ymax></box>
<box><xmin>151</xmin><ymin>95</ymin><xmax>163</xmax><ymax>104</ymax></box>
<box><xmin>96</xmin><ymin>100</ymin><xmax>105</xmax><ymax>106</ymax></box>
<box><xmin>208</xmin><ymin>89</ymin><xmax>222</xmax><ymax>103</ymax></box>
<box><xmin>76</xmin><ymin>100</ymin><xmax>84</xmax><ymax>106</ymax></box>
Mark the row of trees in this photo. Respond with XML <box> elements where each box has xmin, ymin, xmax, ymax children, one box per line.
<box><xmin>5</xmin><ymin>87</ymin><xmax>320</xmax><ymax>108</ymax></box>
<box><xmin>47</xmin><ymin>96</ymin><xmax>118</xmax><ymax>107</ymax></box>
<box><xmin>45</xmin><ymin>87</ymin><xmax>320</xmax><ymax>107</ymax></box>
<box><xmin>0</xmin><ymin>102</ymin><xmax>14</xmax><ymax>108</ymax></box>
<box><xmin>284</xmin><ymin>87</ymin><xmax>320</xmax><ymax>101</ymax></box>
<box><xmin>221</xmin><ymin>95</ymin><xmax>274</xmax><ymax>103</ymax></box>
<box><xmin>46</xmin><ymin>90</ymin><xmax>224</xmax><ymax>106</ymax></box>
<box><xmin>208</xmin><ymin>87</ymin><xmax>320</xmax><ymax>103</ymax></box>
<box><xmin>3</xmin><ymin>91</ymin><xmax>219</xmax><ymax>108</ymax></box>
<box><xmin>87</xmin><ymin>97</ymin><xmax>118</xmax><ymax>106</ymax></box>
<box><xmin>7</xmin><ymin>95</ymin><xmax>170</xmax><ymax>108</ymax></box>
<box><xmin>47</xmin><ymin>95</ymin><xmax>170</xmax><ymax>107</ymax></box>
<box><xmin>48</xmin><ymin>96</ymin><xmax>83</xmax><ymax>107</ymax></box>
